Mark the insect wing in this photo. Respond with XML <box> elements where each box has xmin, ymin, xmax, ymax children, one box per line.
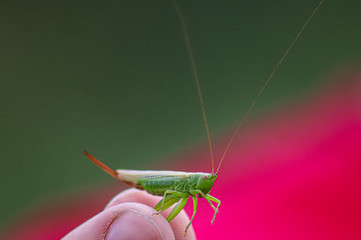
<box><xmin>116</xmin><ymin>169</ymin><xmax>195</xmax><ymax>182</ymax></box>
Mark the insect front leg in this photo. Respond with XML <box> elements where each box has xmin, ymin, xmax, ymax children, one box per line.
<box><xmin>205</xmin><ymin>194</ymin><xmax>221</xmax><ymax>224</ymax></box>
<box><xmin>190</xmin><ymin>190</ymin><xmax>216</xmax><ymax>211</ymax></box>
<box><xmin>190</xmin><ymin>190</ymin><xmax>221</xmax><ymax>224</ymax></box>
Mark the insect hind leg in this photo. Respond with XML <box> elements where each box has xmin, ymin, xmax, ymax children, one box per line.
<box><xmin>166</xmin><ymin>196</ymin><xmax>189</xmax><ymax>222</ymax></box>
<box><xmin>154</xmin><ymin>194</ymin><xmax>180</xmax><ymax>213</ymax></box>
<box><xmin>153</xmin><ymin>190</ymin><xmax>188</xmax><ymax>214</ymax></box>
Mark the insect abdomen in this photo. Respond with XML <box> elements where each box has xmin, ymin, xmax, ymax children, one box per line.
<box><xmin>139</xmin><ymin>176</ymin><xmax>189</xmax><ymax>196</ymax></box>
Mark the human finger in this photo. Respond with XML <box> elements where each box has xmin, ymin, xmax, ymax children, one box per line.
<box><xmin>62</xmin><ymin>202</ymin><xmax>174</xmax><ymax>240</ymax></box>
<box><xmin>105</xmin><ymin>189</ymin><xmax>196</xmax><ymax>240</ymax></box>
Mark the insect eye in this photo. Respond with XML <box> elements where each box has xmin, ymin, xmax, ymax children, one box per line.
<box><xmin>203</xmin><ymin>175</ymin><xmax>208</xmax><ymax>180</ymax></box>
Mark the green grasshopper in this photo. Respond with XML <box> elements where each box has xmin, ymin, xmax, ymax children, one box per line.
<box><xmin>85</xmin><ymin>151</ymin><xmax>219</xmax><ymax>235</ymax></box>
<box><xmin>85</xmin><ymin>0</ymin><xmax>323</xmax><ymax>235</ymax></box>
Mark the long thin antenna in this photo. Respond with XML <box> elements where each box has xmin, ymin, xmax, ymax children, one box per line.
<box><xmin>216</xmin><ymin>0</ymin><xmax>324</xmax><ymax>174</ymax></box>
<box><xmin>173</xmin><ymin>2</ymin><xmax>215</xmax><ymax>173</ymax></box>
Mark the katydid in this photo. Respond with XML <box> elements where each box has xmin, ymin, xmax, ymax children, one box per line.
<box><xmin>85</xmin><ymin>0</ymin><xmax>324</xmax><ymax>235</ymax></box>
<box><xmin>85</xmin><ymin>151</ymin><xmax>219</xmax><ymax>235</ymax></box>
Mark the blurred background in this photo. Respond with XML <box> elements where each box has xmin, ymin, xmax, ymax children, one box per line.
<box><xmin>1</xmin><ymin>0</ymin><xmax>360</xmax><ymax>232</ymax></box>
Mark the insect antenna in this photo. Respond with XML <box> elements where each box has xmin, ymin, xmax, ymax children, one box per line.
<box><xmin>216</xmin><ymin>0</ymin><xmax>324</xmax><ymax>175</ymax></box>
<box><xmin>173</xmin><ymin>2</ymin><xmax>215</xmax><ymax>173</ymax></box>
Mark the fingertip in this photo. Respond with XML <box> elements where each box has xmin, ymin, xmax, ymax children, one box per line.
<box><xmin>104</xmin><ymin>203</ymin><xmax>174</xmax><ymax>240</ymax></box>
<box><xmin>63</xmin><ymin>202</ymin><xmax>175</xmax><ymax>240</ymax></box>
<box><xmin>105</xmin><ymin>189</ymin><xmax>196</xmax><ymax>240</ymax></box>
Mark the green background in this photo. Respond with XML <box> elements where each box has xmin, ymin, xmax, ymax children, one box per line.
<box><xmin>1</xmin><ymin>0</ymin><xmax>360</xmax><ymax>229</ymax></box>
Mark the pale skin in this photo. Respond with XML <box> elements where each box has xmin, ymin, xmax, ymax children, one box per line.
<box><xmin>62</xmin><ymin>189</ymin><xmax>196</xmax><ymax>240</ymax></box>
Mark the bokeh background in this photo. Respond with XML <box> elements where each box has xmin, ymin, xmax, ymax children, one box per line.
<box><xmin>1</xmin><ymin>0</ymin><xmax>360</xmax><ymax>233</ymax></box>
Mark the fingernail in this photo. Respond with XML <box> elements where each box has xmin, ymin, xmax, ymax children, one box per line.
<box><xmin>105</xmin><ymin>209</ymin><xmax>163</xmax><ymax>240</ymax></box>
